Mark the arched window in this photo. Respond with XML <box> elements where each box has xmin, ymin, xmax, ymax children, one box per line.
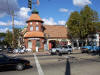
<box><xmin>36</xmin><ymin>26</ymin><xmax>39</xmax><ymax>31</ymax></box>
<box><xmin>30</xmin><ymin>26</ymin><xmax>33</xmax><ymax>31</ymax></box>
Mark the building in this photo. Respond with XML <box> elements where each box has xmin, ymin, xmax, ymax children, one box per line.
<box><xmin>24</xmin><ymin>10</ymin><xmax>70</xmax><ymax>52</ymax></box>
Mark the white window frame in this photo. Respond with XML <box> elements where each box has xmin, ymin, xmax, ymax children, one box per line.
<box><xmin>36</xmin><ymin>26</ymin><xmax>39</xmax><ymax>31</ymax></box>
<box><xmin>30</xmin><ymin>26</ymin><xmax>33</xmax><ymax>31</ymax></box>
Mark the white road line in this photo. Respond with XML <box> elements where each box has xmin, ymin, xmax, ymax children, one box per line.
<box><xmin>33</xmin><ymin>53</ymin><xmax>44</xmax><ymax>75</ymax></box>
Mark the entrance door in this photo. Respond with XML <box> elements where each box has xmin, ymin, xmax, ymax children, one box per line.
<box><xmin>28</xmin><ymin>40</ymin><xmax>32</xmax><ymax>49</ymax></box>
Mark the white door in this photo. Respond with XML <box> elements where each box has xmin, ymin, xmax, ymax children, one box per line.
<box><xmin>28</xmin><ymin>41</ymin><xmax>32</xmax><ymax>49</ymax></box>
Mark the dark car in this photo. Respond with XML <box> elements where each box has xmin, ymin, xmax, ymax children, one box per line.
<box><xmin>0</xmin><ymin>54</ymin><xmax>30</xmax><ymax>71</ymax></box>
<box><xmin>7</xmin><ymin>47</ymin><xmax>14</xmax><ymax>53</ymax></box>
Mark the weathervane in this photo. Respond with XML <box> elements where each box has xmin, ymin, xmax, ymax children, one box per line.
<box><xmin>28</xmin><ymin>0</ymin><xmax>40</xmax><ymax>10</ymax></box>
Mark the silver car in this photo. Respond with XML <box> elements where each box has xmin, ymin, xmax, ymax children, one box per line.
<box><xmin>49</xmin><ymin>45</ymin><xmax>73</xmax><ymax>55</ymax></box>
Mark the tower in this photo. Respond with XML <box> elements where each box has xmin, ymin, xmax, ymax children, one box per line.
<box><xmin>24</xmin><ymin>9</ymin><xmax>44</xmax><ymax>52</ymax></box>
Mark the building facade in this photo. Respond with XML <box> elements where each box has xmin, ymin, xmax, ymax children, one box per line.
<box><xmin>24</xmin><ymin>10</ymin><xmax>69</xmax><ymax>52</ymax></box>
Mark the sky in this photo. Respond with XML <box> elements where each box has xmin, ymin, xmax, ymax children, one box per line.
<box><xmin>0</xmin><ymin>0</ymin><xmax>100</xmax><ymax>33</ymax></box>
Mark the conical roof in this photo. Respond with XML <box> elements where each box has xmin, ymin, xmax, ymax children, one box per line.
<box><xmin>26</xmin><ymin>9</ymin><xmax>43</xmax><ymax>23</ymax></box>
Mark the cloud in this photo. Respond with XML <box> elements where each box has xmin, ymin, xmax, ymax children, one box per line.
<box><xmin>59</xmin><ymin>8</ymin><xmax>68</xmax><ymax>13</ymax></box>
<box><xmin>0</xmin><ymin>21</ymin><xmax>7</xmax><ymax>25</ymax></box>
<box><xmin>17</xmin><ymin>7</ymin><xmax>31</xmax><ymax>20</ymax></box>
<box><xmin>58</xmin><ymin>20</ymin><xmax>66</xmax><ymax>25</ymax></box>
<box><xmin>43</xmin><ymin>17</ymin><xmax>66</xmax><ymax>25</ymax></box>
<box><xmin>0</xmin><ymin>20</ymin><xmax>26</xmax><ymax>26</ymax></box>
<box><xmin>0</xmin><ymin>28</ymin><xmax>10</xmax><ymax>33</ymax></box>
<box><xmin>43</xmin><ymin>17</ymin><xmax>57</xmax><ymax>25</ymax></box>
<box><xmin>73</xmin><ymin>0</ymin><xmax>92</xmax><ymax>6</ymax></box>
<box><xmin>0</xmin><ymin>0</ymin><xmax>19</xmax><ymax>17</ymax></box>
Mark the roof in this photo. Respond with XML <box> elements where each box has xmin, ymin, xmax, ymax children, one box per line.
<box><xmin>26</xmin><ymin>12</ymin><xmax>43</xmax><ymax>23</ymax></box>
<box><xmin>24</xmin><ymin>31</ymin><xmax>44</xmax><ymax>38</ymax></box>
<box><xmin>44</xmin><ymin>25</ymin><xmax>67</xmax><ymax>38</ymax></box>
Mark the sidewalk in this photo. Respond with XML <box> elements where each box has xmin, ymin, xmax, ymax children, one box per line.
<box><xmin>7</xmin><ymin>51</ymin><xmax>50</xmax><ymax>57</ymax></box>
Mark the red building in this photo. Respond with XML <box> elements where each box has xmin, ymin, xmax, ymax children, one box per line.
<box><xmin>24</xmin><ymin>10</ymin><xmax>69</xmax><ymax>52</ymax></box>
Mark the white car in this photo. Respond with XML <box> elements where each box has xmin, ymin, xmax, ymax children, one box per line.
<box><xmin>13</xmin><ymin>48</ymin><xmax>25</xmax><ymax>54</ymax></box>
<box><xmin>25</xmin><ymin>48</ymin><xmax>32</xmax><ymax>52</ymax></box>
<box><xmin>50</xmin><ymin>45</ymin><xmax>73</xmax><ymax>55</ymax></box>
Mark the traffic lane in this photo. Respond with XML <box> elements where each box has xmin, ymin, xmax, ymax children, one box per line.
<box><xmin>37</xmin><ymin>55</ymin><xmax>100</xmax><ymax>75</ymax></box>
<box><xmin>0</xmin><ymin>57</ymin><xmax>38</xmax><ymax>75</ymax></box>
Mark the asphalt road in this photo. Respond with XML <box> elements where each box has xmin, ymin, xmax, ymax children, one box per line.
<box><xmin>0</xmin><ymin>53</ymin><xmax>100</xmax><ymax>75</ymax></box>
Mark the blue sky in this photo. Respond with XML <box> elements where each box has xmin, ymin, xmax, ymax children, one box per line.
<box><xmin>0</xmin><ymin>0</ymin><xmax>100</xmax><ymax>33</ymax></box>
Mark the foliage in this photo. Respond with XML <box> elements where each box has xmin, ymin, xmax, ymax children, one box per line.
<box><xmin>67</xmin><ymin>11</ymin><xmax>81</xmax><ymax>39</ymax></box>
<box><xmin>5</xmin><ymin>30</ymin><xmax>13</xmax><ymax>47</ymax></box>
<box><xmin>67</xmin><ymin>5</ymin><xmax>99</xmax><ymax>39</ymax></box>
<box><xmin>4</xmin><ymin>28</ymin><xmax>22</xmax><ymax>48</ymax></box>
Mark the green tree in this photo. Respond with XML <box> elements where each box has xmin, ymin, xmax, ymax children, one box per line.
<box><xmin>4</xmin><ymin>28</ymin><xmax>22</xmax><ymax>48</ymax></box>
<box><xmin>14</xmin><ymin>28</ymin><xmax>22</xmax><ymax>48</ymax></box>
<box><xmin>5</xmin><ymin>30</ymin><xmax>13</xmax><ymax>47</ymax></box>
<box><xmin>67</xmin><ymin>5</ymin><xmax>99</xmax><ymax>40</ymax></box>
<box><xmin>80</xmin><ymin>5</ymin><xmax>98</xmax><ymax>38</ymax></box>
<box><xmin>67</xmin><ymin>11</ymin><xmax>81</xmax><ymax>39</ymax></box>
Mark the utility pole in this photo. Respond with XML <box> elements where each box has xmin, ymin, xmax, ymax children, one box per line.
<box><xmin>11</xmin><ymin>11</ymin><xmax>15</xmax><ymax>49</ymax></box>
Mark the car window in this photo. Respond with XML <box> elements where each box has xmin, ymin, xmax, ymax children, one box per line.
<box><xmin>63</xmin><ymin>46</ymin><xmax>68</xmax><ymax>48</ymax></box>
<box><xmin>68</xmin><ymin>46</ymin><xmax>72</xmax><ymax>48</ymax></box>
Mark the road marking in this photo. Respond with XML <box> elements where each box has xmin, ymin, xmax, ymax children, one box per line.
<box><xmin>33</xmin><ymin>53</ymin><xmax>44</xmax><ymax>75</ymax></box>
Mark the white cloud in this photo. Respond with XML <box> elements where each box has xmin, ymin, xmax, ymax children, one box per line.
<box><xmin>73</xmin><ymin>0</ymin><xmax>92</xmax><ymax>6</ymax></box>
<box><xmin>14</xmin><ymin>20</ymin><xmax>26</xmax><ymax>25</ymax></box>
<box><xmin>0</xmin><ymin>21</ymin><xmax>7</xmax><ymax>25</ymax></box>
<box><xmin>0</xmin><ymin>20</ymin><xmax>26</xmax><ymax>26</ymax></box>
<box><xmin>17</xmin><ymin>7</ymin><xmax>30</xmax><ymax>20</ymax></box>
<box><xmin>43</xmin><ymin>17</ymin><xmax>66</xmax><ymax>25</ymax></box>
<box><xmin>0</xmin><ymin>28</ymin><xmax>9</xmax><ymax>33</ymax></box>
<box><xmin>58</xmin><ymin>20</ymin><xmax>66</xmax><ymax>25</ymax></box>
<box><xmin>59</xmin><ymin>8</ymin><xmax>68</xmax><ymax>13</ymax></box>
<box><xmin>43</xmin><ymin>17</ymin><xmax>57</xmax><ymax>25</ymax></box>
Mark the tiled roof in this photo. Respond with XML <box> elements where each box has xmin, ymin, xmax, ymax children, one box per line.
<box><xmin>44</xmin><ymin>25</ymin><xmax>67</xmax><ymax>38</ymax></box>
<box><xmin>24</xmin><ymin>31</ymin><xmax>44</xmax><ymax>38</ymax></box>
<box><xmin>26</xmin><ymin>13</ymin><xmax>43</xmax><ymax>22</ymax></box>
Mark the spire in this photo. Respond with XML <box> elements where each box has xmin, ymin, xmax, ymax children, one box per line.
<box><xmin>26</xmin><ymin>9</ymin><xmax>43</xmax><ymax>23</ymax></box>
<box><xmin>32</xmin><ymin>8</ymin><xmax>39</xmax><ymax>14</ymax></box>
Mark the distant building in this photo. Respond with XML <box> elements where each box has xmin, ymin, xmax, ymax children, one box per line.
<box><xmin>23</xmin><ymin>10</ymin><xmax>70</xmax><ymax>52</ymax></box>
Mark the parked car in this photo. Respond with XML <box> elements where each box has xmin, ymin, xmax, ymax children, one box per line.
<box><xmin>0</xmin><ymin>54</ymin><xmax>30</xmax><ymax>71</ymax></box>
<box><xmin>7</xmin><ymin>47</ymin><xmax>14</xmax><ymax>53</ymax></box>
<box><xmin>25</xmin><ymin>48</ymin><xmax>32</xmax><ymax>52</ymax></box>
<box><xmin>13</xmin><ymin>48</ymin><xmax>25</xmax><ymax>54</ymax></box>
<box><xmin>49</xmin><ymin>45</ymin><xmax>73</xmax><ymax>55</ymax></box>
<box><xmin>81</xmin><ymin>45</ymin><xmax>100</xmax><ymax>53</ymax></box>
<box><xmin>0</xmin><ymin>48</ymin><xmax>3</xmax><ymax>52</ymax></box>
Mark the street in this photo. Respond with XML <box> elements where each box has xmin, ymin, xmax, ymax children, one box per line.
<box><xmin>0</xmin><ymin>53</ymin><xmax>100</xmax><ymax>75</ymax></box>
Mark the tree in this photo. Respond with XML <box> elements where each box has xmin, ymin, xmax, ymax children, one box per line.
<box><xmin>14</xmin><ymin>28</ymin><xmax>22</xmax><ymax>48</ymax></box>
<box><xmin>67</xmin><ymin>11</ymin><xmax>81</xmax><ymax>39</ymax></box>
<box><xmin>5</xmin><ymin>30</ymin><xmax>13</xmax><ymax>47</ymax></box>
<box><xmin>67</xmin><ymin>5</ymin><xmax>99</xmax><ymax>40</ymax></box>
<box><xmin>4</xmin><ymin>28</ymin><xmax>22</xmax><ymax>48</ymax></box>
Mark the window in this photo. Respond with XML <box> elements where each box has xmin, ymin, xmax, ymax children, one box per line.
<box><xmin>30</xmin><ymin>22</ymin><xmax>32</xmax><ymax>25</ymax></box>
<box><xmin>30</xmin><ymin>26</ymin><xmax>33</xmax><ymax>31</ymax></box>
<box><xmin>36</xmin><ymin>22</ymin><xmax>39</xmax><ymax>25</ymax></box>
<box><xmin>36</xmin><ymin>26</ymin><xmax>39</xmax><ymax>31</ymax></box>
<box><xmin>36</xmin><ymin>40</ymin><xmax>40</xmax><ymax>48</ymax></box>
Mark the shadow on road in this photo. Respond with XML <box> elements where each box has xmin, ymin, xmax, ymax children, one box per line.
<box><xmin>65</xmin><ymin>58</ymin><xmax>71</xmax><ymax>75</ymax></box>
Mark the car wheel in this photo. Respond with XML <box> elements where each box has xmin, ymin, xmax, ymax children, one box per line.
<box><xmin>16</xmin><ymin>63</ymin><xmax>24</xmax><ymax>71</ymax></box>
<box><xmin>68</xmin><ymin>51</ymin><xmax>71</xmax><ymax>54</ymax></box>
<box><xmin>56</xmin><ymin>51</ymin><xmax>60</xmax><ymax>55</ymax></box>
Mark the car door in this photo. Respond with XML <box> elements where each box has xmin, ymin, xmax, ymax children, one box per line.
<box><xmin>0</xmin><ymin>54</ymin><xmax>8</xmax><ymax>68</ymax></box>
<box><xmin>68</xmin><ymin>45</ymin><xmax>72</xmax><ymax>51</ymax></box>
<box><xmin>0</xmin><ymin>54</ymin><xmax>16</xmax><ymax>69</ymax></box>
<box><xmin>64</xmin><ymin>46</ymin><xmax>69</xmax><ymax>53</ymax></box>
